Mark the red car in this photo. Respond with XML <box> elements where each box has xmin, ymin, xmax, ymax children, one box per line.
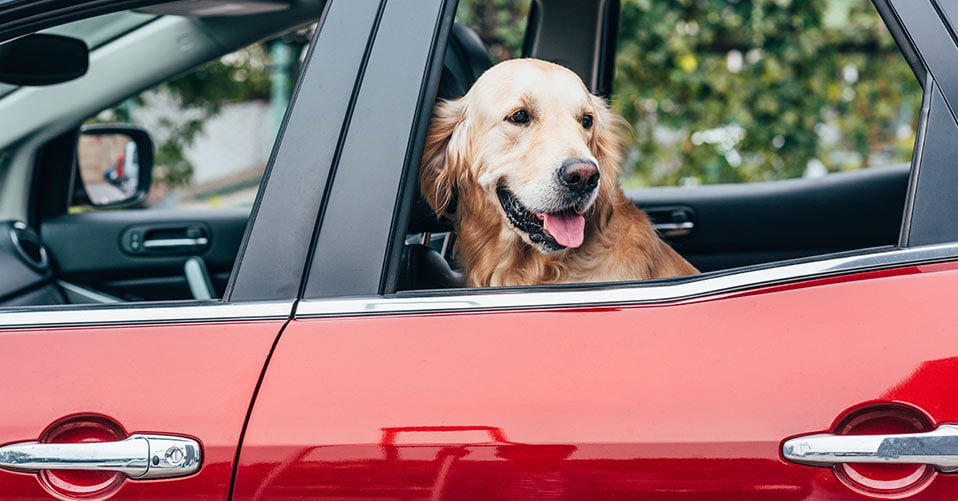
<box><xmin>2</xmin><ymin>0</ymin><xmax>958</xmax><ymax>499</ymax></box>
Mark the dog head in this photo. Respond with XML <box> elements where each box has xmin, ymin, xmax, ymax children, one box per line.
<box><xmin>420</xmin><ymin>58</ymin><xmax>627</xmax><ymax>253</ymax></box>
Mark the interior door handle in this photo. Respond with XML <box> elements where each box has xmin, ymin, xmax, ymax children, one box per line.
<box><xmin>141</xmin><ymin>236</ymin><xmax>209</xmax><ymax>249</ymax></box>
<box><xmin>0</xmin><ymin>434</ymin><xmax>201</xmax><ymax>480</ymax></box>
<box><xmin>651</xmin><ymin>221</ymin><xmax>695</xmax><ymax>236</ymax></box>
<box><xmin>643</xmin><ymin>207</ymin><xmax>695</xmax><ymax>238</ymax></box>
<box><xmin>121</xmin><ymin>224</ymin><xmax>210</xmax><ymax>255</ymax></box>
<box><xmin>783</xmin><ymin>424</ymin><xmax>958</xmax><ymax>472</ymax></box>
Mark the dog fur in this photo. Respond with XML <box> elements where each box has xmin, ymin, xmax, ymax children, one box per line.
<box><xmin>420</xmin><ymin>58</ymin><xmax>697</xmax><ymax>287</ymax></box>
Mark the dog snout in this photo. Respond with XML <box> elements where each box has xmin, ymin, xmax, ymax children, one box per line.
<box><xmin>558</xmin><ymin>158</ymin><xmax>600</xmax><ymax>195</ymax></box>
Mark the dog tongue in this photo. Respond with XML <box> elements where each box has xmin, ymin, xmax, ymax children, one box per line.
<box><xmin>541</xmin><ymin>212</ymin><xmax>585</xmax><ymax>248</ymax></box>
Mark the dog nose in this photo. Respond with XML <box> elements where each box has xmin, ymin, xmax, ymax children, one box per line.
<box><xmin>559</xmin><ymin>159</ymin><xmax>600</xmax><ymax>194</ymax></box>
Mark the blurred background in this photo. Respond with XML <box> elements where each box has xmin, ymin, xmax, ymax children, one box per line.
<box><xmin>88</xmin><ymin>0</ymin><xmax>920</xmax><ymax>209</ymax></box>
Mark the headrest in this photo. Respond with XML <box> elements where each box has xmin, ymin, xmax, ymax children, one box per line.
<box><xmin>408</xmin><ymin>24</ymin><xmax>492</xmax><ymax>235</ymax></box>
<box><xmin>438</xmin><ymin>24</ymin><xmax>494</xmax><ymax>99</ymax></box>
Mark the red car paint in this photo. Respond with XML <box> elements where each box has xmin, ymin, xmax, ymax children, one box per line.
<box><xmin>233</xmin><ymin>266</ymin><xmax>958</xmax><ymax>499</ymax></box>
<box><xmin>0</xmin><ymin>321</ymin><xmax>282</xmax><ymax>499</ymax></box>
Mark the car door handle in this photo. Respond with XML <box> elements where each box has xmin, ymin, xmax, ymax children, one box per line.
<box><xmin>783</xmin><ymin>424</ymin><xmax>958</xmax><ymax>472</ymax></box>
<box><xmin>651</xmin><ymin>221</ymin><xmax>695</xmax><ymax>236</ymax></box>
<box><xmin>142</xmin><ymin>236</ymin><xmax>209</xmax><ymax>249</ymax></box>
<box><xmin>643</xmin><ymin>207</ymin><xmax>695</xmax><ymax>238</ymax></box>
<box><xmin>121</xmin><ymin>224</ymin><xmax>210</xmax><ymax>255</ymax></box>
<box><xmin>0</xmin><ymin>434</ymin><xmax>201</xmax><ymax>480</ymax></box>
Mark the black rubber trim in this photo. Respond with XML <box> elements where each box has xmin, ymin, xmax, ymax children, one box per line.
<box><xmin>522</xmin><ymin>0</ymin><xmax>541</xmax><ymax>57</ymax></box>
<box><xmin>873</xmin><ymin>0</ymin><xmax>926</xmax><ymax>87</ymax></box>
<box><xmin>889</xmin><ymin>0</ymin><xmax>958</xmax><ymax>121</ymax></box>
<box><xmin>899</xmin><ymin>73</ymin><xmax>932</xmax><ymax>246</ymax></box>
<box><xmin>902</xmin><ymin>80</ymin><xmax>958</xmax><ymax>246</ymax></box>
<box><xmin>593</xmin><ymin>0</ymin><xmax>618</xmax><ymax>99</ymax></box>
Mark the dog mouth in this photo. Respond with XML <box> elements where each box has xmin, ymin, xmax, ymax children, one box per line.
<box><xmin>496</xmin><ymin>186</ymin><xmax>587</xmax><ymax>251</ymax></box>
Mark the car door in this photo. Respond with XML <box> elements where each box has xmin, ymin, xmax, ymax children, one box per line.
<box><xmin>0</xmin><ymin>308</ymin><xmax>287</xmax><ymax>499</ymax></box>
<box><xmin>0</xmin><ymin>0</ymin><xmax>370</xmax><ymax>498</ymax></box>
<box><xmin>233</xmin><ymin>0</ymin><xmax>958</xmax><ymax>499</ymax></box>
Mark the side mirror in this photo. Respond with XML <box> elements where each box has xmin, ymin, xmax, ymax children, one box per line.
<box><xmin>74</xmin><ymin>124</ymin><xmax>154</xmax><ymax>208</ymax></box>
<box><xmin>0</xmin><ymin>34</ymin><xmax>88</xmax><ymax>85</ymax></box>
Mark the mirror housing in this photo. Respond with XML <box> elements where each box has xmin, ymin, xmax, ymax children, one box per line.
<box><xmin>0</xmin><ymin>34</ymin><xmax>88</xmax><ymax>85</ymax></box>
<box><xmin>74</xmin><ymin>124</ymin><xmax>154</xmax><ymax>209</ymax></box>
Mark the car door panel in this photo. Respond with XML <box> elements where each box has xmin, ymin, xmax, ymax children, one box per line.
<box><xmin>0</xmin><ymin>317</ymin><xmax>283</xmax><ymax>499</ymax></box>
<box><xmin>41</xmin><ymin>209</ymin><xmax>248</xmax><ymax>300</ymax></box>
<box><xmin>235</xmin><ymin>263</ymin><xmax>958</xmax><ymax>499</ymax></box>
<box><xmin>632</xmin><ymin>165</ymin><xmax>909</xmax><ymax>272</ymax></box>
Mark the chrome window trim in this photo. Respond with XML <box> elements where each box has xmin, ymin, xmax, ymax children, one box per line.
<box><xmin>0</xmin><ymin>300</ymin><xmax>293</xmax><ymax>329</ymax></box>
<box><xmin>296</xmin><ymin>243</ymin><xmax>958</xmax><ymax>318</ymax></box>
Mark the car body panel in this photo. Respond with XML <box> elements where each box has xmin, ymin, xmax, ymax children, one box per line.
<box><xmin>0</xmin><ymin>319</ymin><xmax>283</xmax><ymax>498</ymax></box>
<box><xmin>235</xmin><ymin>263</ymin><xmax>958</xmax><ymax>498</ymax></box>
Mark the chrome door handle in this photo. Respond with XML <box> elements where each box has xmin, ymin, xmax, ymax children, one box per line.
<box><xmin>0</xmin><ymin>434</ymin><xmax>201</xmax><ymax>480</ymax></box>
<box><xmin>644</xmin><ymin>207</ymin><xmax>695</xmax><ymax>238</ymax></box>
<box><xmin>141</xmin><ymin>237</ymin><xmax>209</xmax><ymax>249</ymax></box>
<box><xmin>783</xmin><ymin>424</ymin><xmax>958</xmax><ymax>472</ymax></box>
<box><xmin>651</xmin><ymin>221</ymin><xmax>695</xmax><ymax>237</ymax></box>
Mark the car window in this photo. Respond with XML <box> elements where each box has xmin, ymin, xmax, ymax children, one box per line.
<box><xmin>613</xmin><ymin>0</ymin><xmax>920</xmax><ymax>187</ymax></box>
<box><xmin>0</xmin><ymin>2</ymin><xmax>328</xmax><ymax>308</ymax></box>
<box><xmin>77</xmin><ymin>25</ymin><xmax>313</xmax><ymax>211</ymax></box>
<box><xmin>395</xmin><ymin>0</ymin><xmax>922</xmax><ymax>293</ymax></box>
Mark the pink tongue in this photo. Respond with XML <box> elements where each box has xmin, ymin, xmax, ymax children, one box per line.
<box><xmin>541</xmin><ymin>212</ymin><xmax>585</xmax><ymax>248</ymax></box>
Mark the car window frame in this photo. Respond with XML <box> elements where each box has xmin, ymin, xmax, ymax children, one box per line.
<box><xmin>224</xmin><ymin>0</ymin><xmax>382</xmax><ymax>302</ymax></box>
<box><xmin>299</xmin><ymin>0</ymin><xmax>454</xmax><ymax>298</ymax></box>
<box><xmin>290</xmin><ymin>0</ymin><xmax>958</xmax><ymax>315</ymax></box>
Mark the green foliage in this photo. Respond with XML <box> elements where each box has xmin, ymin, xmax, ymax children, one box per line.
<box><xmin>614</xmin><ymin>0</ymin><xmax>920</xmax><ymax>186</ymax></box>
<box><xmin>92</xmin><ymin>45</ymin><xmax>274</xmax><ymax>191</ymax></box>
<box><xmin>152</xmin><ymin>45</ymin><xmax>273</xmax><ymax>190</ymax></box>
<box><xmin>161</xmin><ymin>45</ymin><xmax>272</xmax><ymax>114</ymax></box>
<box><xmin>152</xmin><ymin>116</ymin><xmax>201</xmax><ymax>191</ymax></box>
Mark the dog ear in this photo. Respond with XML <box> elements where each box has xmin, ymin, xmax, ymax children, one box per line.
<box><xmin>420</xmin><ymin>98</ymin><xmax>468</xmax><ymax>218</ymax></box>
<box><xmin>588</xmin><ymin>95</ymin><xmax>631</xmax><ymax>228</ymax></box>
<box><xmin>589</xmin><ymin>95</ymin><xmax>630</xmax><ymax>177</ymax></box>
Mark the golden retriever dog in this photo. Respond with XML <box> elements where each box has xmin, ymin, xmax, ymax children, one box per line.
<box><xmin>420</xmin><ymin>58</ymin><xmax>698</xmax><ymax>287</ymax></box>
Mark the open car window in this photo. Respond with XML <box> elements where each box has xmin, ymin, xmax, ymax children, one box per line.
<box><xmin>392</xmin><ymin>0</ymin><xmax>922</xmax><ymax>294</ymax></box>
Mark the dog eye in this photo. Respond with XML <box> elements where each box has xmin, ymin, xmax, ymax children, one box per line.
<box><xmin>581</xmin><ymin>114</ymin><xmax>594</xmax><ymax>129</ymax></box>
<box><xmin>507</xmin><ymin>109</ymin><xmax>531</xmax><ymax>125</ymax></box>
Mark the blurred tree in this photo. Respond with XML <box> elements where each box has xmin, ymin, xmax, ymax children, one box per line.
<box><xmin>615</xmin><ymin>0</ymin><xmax>920</xmax><ymax>186</ymax></box>
<box><xmin>149</xmin><ymin>44</ymin><xmax>273</xmax><ymax>191</ymax></box>
<box><xmin>459</xmin><ymin>0</ymin><xmax>921</xmax><ymax>187</ymax></box>
<box><xmin>92</xmin><ymin>40</ymin><xmax>295</xmax><ymax>192</ymax></box>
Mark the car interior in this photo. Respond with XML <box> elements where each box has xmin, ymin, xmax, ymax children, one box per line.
<box><xmin>0</xmin><ymin>0</ymin><xmax>916</xmax><ymax>307</ymax></box>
